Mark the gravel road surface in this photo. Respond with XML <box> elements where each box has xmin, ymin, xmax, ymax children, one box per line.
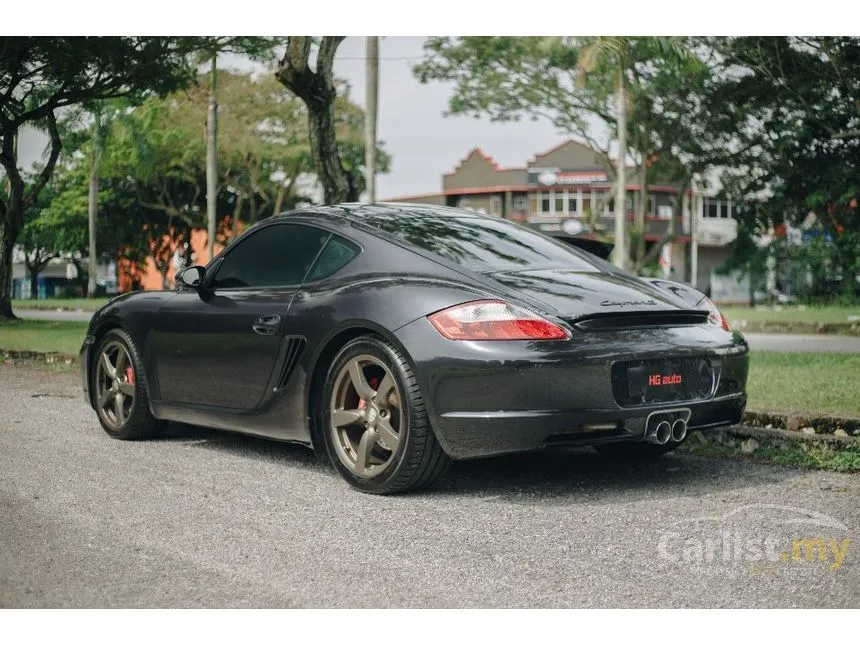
<box><xmin>1</xmin><ymin>364</ymin><xmax>857</xmax><ymax>608</ymax></box>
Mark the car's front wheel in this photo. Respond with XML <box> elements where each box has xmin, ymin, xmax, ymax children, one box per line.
<box><xmin>321</xmin><ymin>335</ymin><xmax>450</xmax><ymax>494</ymax></box>
<box><xmin>91</xmin><ymin>328</ymin><xmax>162</xmax><ymax>440</ymax></box>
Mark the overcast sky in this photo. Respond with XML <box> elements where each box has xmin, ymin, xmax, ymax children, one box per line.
<box><xmin>18</xmin><ymin>37</ymin><xmax>572</xmax><ymax>199</ymax></box>
<box><xmin>332</xmin><ymin>37</ymin><xmax>565</xmax><ymax>197</ymax></box>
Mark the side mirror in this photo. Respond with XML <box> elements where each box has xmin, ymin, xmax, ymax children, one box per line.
<box><xmin>177</xmin><ymin>265</ymin><xmax>206</xmax><ymax>290</ymax></box>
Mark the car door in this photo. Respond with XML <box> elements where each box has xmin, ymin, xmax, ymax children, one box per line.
<box><xmin>150</xmin><ymin>222</ymin><xmax>331</xmax><ymax>410</ymax></box>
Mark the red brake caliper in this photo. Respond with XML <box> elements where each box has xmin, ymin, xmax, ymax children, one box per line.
<box><xmin>124</xmin><ymin>367</ymin><xmax>135</xmax><ymax>385</ymax></box>
<box><xmin>357</xmin><ymin>377</ymin><xmax>379</xmax><ymax>409</ymax></box>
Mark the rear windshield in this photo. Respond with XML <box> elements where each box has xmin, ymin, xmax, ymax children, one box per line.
<box><xmin>359</xmin><ymin>211</ymin><xmax>600</xmax><ymax>273</ymax></box>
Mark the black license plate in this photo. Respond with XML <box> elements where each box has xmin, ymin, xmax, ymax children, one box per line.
<box><xmin>612</xmin><ymin>357</ymin><xmax>718</xmax><ymax>406</ymax></box>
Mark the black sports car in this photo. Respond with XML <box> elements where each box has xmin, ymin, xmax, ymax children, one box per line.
<box><xmin>80</xmin><ymin>203</ymin><xmax>749</xmax><ymax>494</ymax></box>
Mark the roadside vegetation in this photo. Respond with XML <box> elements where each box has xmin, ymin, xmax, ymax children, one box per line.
<box><xmin>12</xmin><ymin>298</ymin><xmax>109</xmax><ymax>312</ymax></box>
<box><xmin>746</xmin><ymin>352</ymin><xmax>860</xmax><ymax>417</ymax></box>
<box><xmin>682</xmin><ymin>434</ymin><xmax>860</xmax><ymax>473</ymax></box>
<box><xmin>0</xmin><ymin>319</ymin><xmax>88</xmax><ymax>355</ymax></box>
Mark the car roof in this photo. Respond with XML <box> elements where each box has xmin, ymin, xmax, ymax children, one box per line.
<box><xmin>272</xmin><ymin>202</ymin><xmax>493</xmax><ymax>224</ymax></box>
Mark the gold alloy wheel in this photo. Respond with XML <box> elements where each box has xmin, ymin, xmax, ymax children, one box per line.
<box><xmin>329</xmin><ymin>354</ymin><xmax>404</xmax><ymax>478</ymax></box>
<box><xmin>94</xmin><ymin>340</ymin><xmax>136</xmax><ymax>430</ymax></box>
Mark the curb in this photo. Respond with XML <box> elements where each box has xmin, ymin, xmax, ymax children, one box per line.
<box><xmin>742</xmin><ymin>410</ymin><xmax>860</xmax><ymax>437</ymax></box>
<box><xmin>712</xmin><ymin>424</ymin><xmax>860</xmax><ymax>448</ymax></box>
<box><xmin>0</xmin><ymin>349</ymin><xmax>77</xmax><ymax>364</ymax></box>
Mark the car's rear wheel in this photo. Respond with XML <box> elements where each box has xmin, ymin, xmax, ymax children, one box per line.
<box><xmin>92</xmin><ymin>328</ymin><xmax>162</xmax><ymax>440</ymax></box>
<box><xmin>321</xmin><ymin>335</ymin><xmax>450</xmax><ymax>494</ymax></box>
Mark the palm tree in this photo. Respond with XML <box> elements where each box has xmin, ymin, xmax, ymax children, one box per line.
<box><xmin>547</xmin><ymin>37</ymin><xmax>700</xmax><ymax>271</ymax></box>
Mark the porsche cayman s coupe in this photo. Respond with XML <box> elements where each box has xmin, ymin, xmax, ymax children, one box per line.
<box><xmin>80</xmin><ymin>203</ymin><xmax>749</xmax><ymax>494</ymax></box>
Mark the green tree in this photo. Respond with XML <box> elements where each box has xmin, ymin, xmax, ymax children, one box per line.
<box><xmin>692</xmin><ymin>37</ymin><xmax>860</xmax><ymax>300</ymax></box>
<box><xmin>0</xmin><ymin>36</ymin><xmax>197</xmax><ymax>318</ymax></box>
<box><xmin>45</xmin><ymin>69</ymin><xmax>389</xmax><ymax>290</ymax></box>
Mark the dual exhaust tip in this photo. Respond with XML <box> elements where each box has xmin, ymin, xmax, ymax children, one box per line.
<box><xmin>645</xmin><ymin>410</ymin><xmax>690</xmax><ymax>445</ymax></box>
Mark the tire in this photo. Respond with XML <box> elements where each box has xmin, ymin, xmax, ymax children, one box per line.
<box><xmin>320</xmin><ymin>334</ymin><xmax>450</xmax><ymax>494</ymax></box>
<box><xmin>91</xmin><ymin>328</ymin><xmax>163</xmax><ymax>440</ymax></box>
<box><xmin>594</xmin><ymin>439</ymin><xmax>684</xmax><ymax>460</ymax></box>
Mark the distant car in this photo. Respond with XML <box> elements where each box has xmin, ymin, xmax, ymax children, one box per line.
<box><xmin>80</xmin><ymin>204</ymin><xmax>749</xmax><ymax>494</ymax></box>
<box><xmin>753</xmin><ymin>288</ymin><xmax>798</xmax><ymax>305</ymax></box>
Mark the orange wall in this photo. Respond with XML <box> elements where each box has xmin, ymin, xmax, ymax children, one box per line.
<box><xmin>119</xmin><ymin>222</ymin><xmax>245</xmax><ymax>292</ymax></box>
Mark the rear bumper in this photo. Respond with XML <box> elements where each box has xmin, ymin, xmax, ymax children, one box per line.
<box><xmin>395</xmin><ymin>318</ymin><xmax>750</xmax><ymax>459</ymax></box>
<box><xmin>433</xmin><ymin>393</ymin><xmax>747</xmax><ymax>459</ymax></box>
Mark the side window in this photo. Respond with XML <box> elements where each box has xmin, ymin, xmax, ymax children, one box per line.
<box><xmin>211</xmin><ymin>224</ymin><xmax>330</xmax><ymax>289</ymax></box>
<box><xmin>306</xmin><ymin>235</ymin><xmax>360</xmax><ymax>281</ymax></box>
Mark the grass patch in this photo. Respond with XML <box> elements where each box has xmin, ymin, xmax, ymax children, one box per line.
<box><xmin>722</xmin><ymin>305</ymin><xmax>860</xmax><ymax>324</ymax></box>
<box><xmin>12</xmin><ymin>297</ymin><xmax>110</xmax><ymax>312</ymax></box>
<box><xmin>747</xmin><ymin>351</ymin><xmax>860</xmax><ymax>417</ymax></box>
<box><xmin>682</xmin><ymin>434</ymin><xmax>860</xmax><ymax>473</ymax></box>
<box><xmin>0</xmin><ymin>319</ymin><xmax>88</xmax><ymax>355</ymax></box>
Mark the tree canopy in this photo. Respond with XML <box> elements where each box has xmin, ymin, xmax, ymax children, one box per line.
<box><xmin>0</xmin><ymin>36</ymin><xmax>200</xmax><ymax>316</ymax></box>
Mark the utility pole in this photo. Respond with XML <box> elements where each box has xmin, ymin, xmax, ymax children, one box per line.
<box><xmin>613</xmin><ymin>78</ymin><xmax>628</xmax><ymax>271</ymax></box>
<box><xmin>206</xmin><ymin>52</ymin><xmax>218</xmax><ymax>262</ymax></box>
<box><xmin>690</xmin><ymin>193</ymin><xmax>699</xmax><ymax>289</ymax></box>
<box><xmin>364</xmin><ymin>37</ymin><xmax>379</xmax><ymax>204</ymax></box>
<box><xmin>87</xmin><ymin>106</ymin><xmax>101</xmax><ymax>299</ymax></box>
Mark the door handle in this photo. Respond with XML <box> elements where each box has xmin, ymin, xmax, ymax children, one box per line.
<box><xmin>252</xmin><ymin>314</ymin><xmax>281</xmax><ymax>336</ymax></box>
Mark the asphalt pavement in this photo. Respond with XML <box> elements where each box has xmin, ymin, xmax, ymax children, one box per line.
<box><xmin>1</xmin><ymin>364</ymin><xmax>857</xmax><ymax>608</ymax></box>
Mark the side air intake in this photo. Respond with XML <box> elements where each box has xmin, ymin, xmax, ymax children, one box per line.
<box><xmin>275</xmin><ymin>337</ymin><xmax>306</xmax><ymax>391</ymax></box>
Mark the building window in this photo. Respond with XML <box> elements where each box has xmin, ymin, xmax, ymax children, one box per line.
<box><xmin>489</xmin><ymin>195</ymin><xmax>502</xmax><ymax>216</ymax></box>
<box><xmin>514</xmin><ymin>195</ymin><xmax>527</xmax><ymax>211</ymax></box>
<box><xmin>706</xmin><ymin>199</ymin><xmax>718</xmax><ymax>218</ymax></box>
<box><xmin>555</xmin><ymin>195</ymin><xmax>564</xmax><ymax>214</ymax></box>
<box><xmin>541</xmin><ymin>193</ymin><xmax>551</xmax><ymax>214</ymax></box>
<box><xmin>568</xmin><ymin>196</ymin><xmax>578</xmax><ymax>215</ymax></box>
<box><xmin>649</xmin><ymin>195</ymin><xmax>657</xmax><ymax>215</ymax></box>
<box><xmin>703</xmin><ymin>198</ymin><xmax>733</xmax><ymax>219</ymax></box>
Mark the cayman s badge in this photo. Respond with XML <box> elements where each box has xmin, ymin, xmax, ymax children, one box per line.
<box><xmin>600</xmin><ymin>299</ymin><xmax>658</xmax><ymax>307</ymax></box>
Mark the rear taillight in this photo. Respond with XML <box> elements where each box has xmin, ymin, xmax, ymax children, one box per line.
<box><xmin>701</xmin><ymin>297</ymin><xmax>732</xmax><ymax>332</ymax></box>
<box><xmin>427</xmin><ymin>300</ymin><xmax>569</xmax><ymax>341</ymax></box>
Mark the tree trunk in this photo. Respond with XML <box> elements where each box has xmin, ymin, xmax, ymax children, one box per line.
<box><xmin>87</xmin><ymin>110</ymin><xmax>100</xmax><ymax>299</ymax></box>
<box><xmin>1</xmin><ymin>111</ymin><xmax>60</xmax><ymax>318</ymax></box>
<box><xmin>635</xmin><ymin>179</ymin><xmax>647</xmax><ymax>266</ymax></box>
<box><xmin>249</xmin><ymin>192</ymin><xmax>257</xmax><ymax>225</ymax></box>
<box><xmin>0</xmin><ymin>218</ymin><xmax>16</xmax><ymax>318</ymax></box>
<box><xmin>276</xmin><ymin>37</ymin><xmax>356</xmax><ymax>205</ymax></box>
<box><xmin>231</xmin><ymin>192</ymin><xmax>243</xmax><ymax>242</ymax></box>
<box><xmin>613</xmin><ymin>80</ymin><xmax>628</xmax><ymax>271</ymax></box>
<box><xmin>206</xmin><ymin>54</ymin><xmax>218</xmax><ymax>262</ymax></box>
<box><xmin>29</xmin><ymin>268</ymin><xmax>39</xmax><ymax>300</ymax></box>
<box><xmin>273</xmin><ymin>181</ymin><xmax>287</xmax><ymax>216</ymax></box>
<box><xmin>365</xmin><ymin>37</ymin><xmax>379</xmax><ymax>203</ymax></box>
<box><xmin>307</xmin><ymin>101</ymin><xmax>354</xmax><ymax>203</ymax></box>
